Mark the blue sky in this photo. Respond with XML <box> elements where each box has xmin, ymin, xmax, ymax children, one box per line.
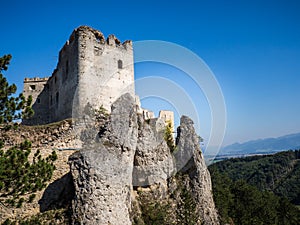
<box><xmin>1</xmin><ymin>0</ymin><xmax>300</xmax><ymax>146</ymax></box>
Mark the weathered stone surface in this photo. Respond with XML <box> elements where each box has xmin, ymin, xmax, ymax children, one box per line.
<box><xmin>0</xmin><ymin>120</ymin><xmax>76</xmax><ymax>149</ymax></box>
<box><xmin>133</xmin><ymin>114</ymin><xmax>175</xmax><ymax>187</ymax></box>
<box><xmin>0</xmin><ymin>95</ymin><xmax>219</xmax><ymax>225</ymax></box>
<box><xmin>69</xmin><ymin>93</ymin><xmax>138</xmax><ymax>225</ymax></box>
<box><xmin>175</xmin><ymin>116</ymin><xmax>219</xmax><ymax>225</ymax></box>
<box><xmin>69</xmin><ymin>100</ymin><xmax>219</xmax><ymax>224</ymax></box>
<box><xmin>23</xmin><ymin>25</ymin><xmax>134</xmax><ymax>125</ymax></box>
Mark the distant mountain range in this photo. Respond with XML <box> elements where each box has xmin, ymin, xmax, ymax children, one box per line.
<box><xmin>221</xmin><ymin>132</ymin><xmax>300</xmax><ymax>155</ymax></box>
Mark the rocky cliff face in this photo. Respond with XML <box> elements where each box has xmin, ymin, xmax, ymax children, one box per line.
<box><xmin>175</xmin><ymin>116</ymin><xmax>219</xmax><ymax>224</ymax></box>
<box><xmin>69</xmin><ymin>93</ymin><xmax>219</xmax><ymax>225</ymax></box>
<box><xmin>69</xmin><ymin>94</ymin><xmax>138</xmax><ymax>225</ymax></box>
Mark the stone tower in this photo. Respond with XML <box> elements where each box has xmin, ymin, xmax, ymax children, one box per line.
<box><xmin>23</xmin><ymin>26</ymin><xmax>134</xmax><ymax>125</ymax></box>
<box><xmin>23</xmin><ymin>77</ymin><xmax>49</xmax><ymax>125</ymax></box>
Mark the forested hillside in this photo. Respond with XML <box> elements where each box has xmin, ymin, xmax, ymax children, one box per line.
<box><xmin>209</xmin><ymin>150</ymin><xmax>300</xmax><ymax>225</ymax></box>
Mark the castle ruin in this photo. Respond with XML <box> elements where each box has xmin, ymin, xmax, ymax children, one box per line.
<box><xmin>23</xmin><ymin>26</ymin><xmax>174</xmax><ymax>126</ymax></box>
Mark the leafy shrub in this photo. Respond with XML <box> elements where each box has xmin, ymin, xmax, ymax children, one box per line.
<box><xmin>164</xmin><ymin>120</ymin><xmax>175</xmax><ymax>152</ymax></box>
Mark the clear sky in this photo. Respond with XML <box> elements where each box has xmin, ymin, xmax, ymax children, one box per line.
<box><xmin>1</xmin><ymin>0</ymin><xmax>300</xmax><ymax>147</ymax></box>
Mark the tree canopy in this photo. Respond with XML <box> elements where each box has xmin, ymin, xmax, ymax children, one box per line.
<box><xmin>209</xmin><ymin>151</ymin><xmax>300</xmax><ymax>225</ymax></box>
<box><xmin>0</xmin><ymin>54</ymin><xmax>33</xmax><ymax>124</ymax></box>
<box><xmin>0</xmin><ymin>54</ymin><xmax>57</xmax><ymax>208</ymax></box>
<box><xmin>0</xmin><ymin>141</ymin><xmax>57</xmax><ymax>207</ymax></box>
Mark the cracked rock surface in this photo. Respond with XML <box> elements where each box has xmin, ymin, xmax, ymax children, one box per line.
<box><xmin>69</xmin><ymin>94</ymin><xmax>219</xmax><ymax>225</ymax></box>
<box><xmin>69</xmin><ymin>93</ymin><xmax>137</xmax><ymax>225</ymax></box>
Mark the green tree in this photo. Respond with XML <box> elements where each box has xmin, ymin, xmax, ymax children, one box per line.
<box><xmin>277</xmin><ymin>198</ymin><xmax>300</xmax><ymax>225</ymax></box>
<box><xmin>0</xmin><ymin>141</ymin><xmax>57</xmax><ymax>207</ymax></box>
<box><xmin>209</xmin><ymin>167</ymin><xmax>234</xmax><ymax>224</ymax></box>
<box><xmin>164</xmin><ymin>120</ymin><xmax>175</xmax><ymax>152</ymax></box>
<box><xmin>177</xmin><ymin>185</ymin><xmax>198</xmax><ymax>225</ymax></box>
<box><xmin>0</xmin><ymin>55</ymin><xmax>53</xmax><ymax>209</ymax></box>
<box><xmin>0</xmin><ymin>54</ymin><xmax>33</xmax><ymax>124</ymax></box>
<box><xmin>209</xmin><ymin>154</ymin><xmax>300</xmax><ymax>225</ymax></box>
<box><xmin>211</xmin><ymin>150</ymin><xmax>300</xmax><ymax>204</ymax></box>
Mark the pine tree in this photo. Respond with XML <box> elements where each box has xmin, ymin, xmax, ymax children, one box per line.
<box><xmin>0</xmin><ymin>141</ymin><xmax>57</xmax><ymax>207</ymax></box>
<box><xmin>0</xmin><ymin>54</ymin><xmax>33</xmax><ymax>124</ymax></box>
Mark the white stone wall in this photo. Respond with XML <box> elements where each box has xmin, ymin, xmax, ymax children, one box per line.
<box><xmin>142</xmin><ymin>109</ymin><xmax>155</xmax><ymax>120</ymax></box>
<box><xmin>23</xmin><ymin>26</ymin><xmax>134</xmax><ymax>124</ymax></box>
<box><xmin>77</xmin><ymin>27</ymin><xmax>134</xmax><ymax>113</ymax></box>
<box><xmin>159</xmin><ymin>110</ymin><xmax>174</xmax><ymax>129</ymax></box>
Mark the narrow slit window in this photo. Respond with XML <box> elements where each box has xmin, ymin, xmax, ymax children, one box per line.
<box><xmin>118</xmin><ymin>59</ymin><xmax>123</xmax><ymax>69</ymax></box>
<box><xmin>63</xmin><ymin>60</ymin><xmax>69</xmax><ymax>83</ymax></box>
<box><xmin>56</xmin><ymin>92</ymin><xmax>59</xmax><ymax>105</ymax></box>
<box><xmin>66</xmin><ymin>60</ymin><xmax>69</xmax><ymax>77</ymax></box>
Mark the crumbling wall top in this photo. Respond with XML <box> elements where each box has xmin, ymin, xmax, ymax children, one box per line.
<box><xmin>69</xmin><ymin>25</ymin><xmax>132</xmax><ymax>49</ymax></box>
<box><xmin>107</xmin><ymin>34</ymin><xmax>121</xmax><ymax>46</ymax></box>
<box><xmin>75</xmin><ymin>25</ymin><xmax>105</xmax><ymax>43</ymax></box>
<box><xmin>24</xmin><ymin>77</ymin><xmax>49</xmax><ymax>83</ymax></box>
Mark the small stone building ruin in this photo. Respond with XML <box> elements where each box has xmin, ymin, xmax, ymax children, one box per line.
<box><xmin>23</xmin><ymin>26</ymin><xmax>174</xmax><ymax>126</ymax></box>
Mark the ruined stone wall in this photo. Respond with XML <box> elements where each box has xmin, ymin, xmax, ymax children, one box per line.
<box><xmin>48</xmin><ymin>31</ymin><xmax>80</xmax><ymax>123</ymax></box>
<box><xmin>23</xmin><ymin>26</ymin><xmax>134</xmax><ymax>125</ymax></box>
<box><xmin>142</xmin><ymin>109</ymin><xmax>155</xmax><ymax>120</ymax></box>
<box><xmin>23</xmin><ymin>30</ymin><xmax>80</xmax><ymax>125</ymax></box>
<box><xmin>76</xmin><ymin>26</ymin><xmax>134</xmax><ymax>113</ymax></box>
<box><xmin>23</xmin><ymin>78</ymin><xmax>49</xmax><ymax>125</ymax></box>
<box><xmin>159</xmin><ymin>110</ymin><xmax>174</xmax><ymax>129</ymax></box>
<box><xmin>0</xmin><ymin>120</ymin><xmax>76</xmax><ymax>222</ymax></box>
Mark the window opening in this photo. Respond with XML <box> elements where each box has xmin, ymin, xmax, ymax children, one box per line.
<box><xmin>56</xmin><ymin>92</ymin><xmax>59</xmax><ymax>105</ymax></box>
<box><xmin>118</xmin><ymin>59</ymin><xmax>123</xmax><ymax>69</ymax></box>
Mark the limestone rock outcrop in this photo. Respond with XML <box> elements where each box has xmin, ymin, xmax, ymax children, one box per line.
<box><xmin>69</xmin><ymin>93</ymin><xmax>138</xmax><ymax>225</ymax></box>
<box><xmin>69</xmin><ymin>94</ymin><xmax>219</xmax><ymax>225</ymax></box>
<box><xmin>133</xmin><ymin>114</ymin><xmax>175</xmax><ymax>187</ymax></box>
<box><xmin>175</xmin><ymin>116</ymin><xmax>219</xmax><ymax>225</ymax></box>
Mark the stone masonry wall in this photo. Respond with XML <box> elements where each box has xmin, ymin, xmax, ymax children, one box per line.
<box><xmin>23</xmin><ymin>26</ymin><xmax>134</xmax><ymax>125</ymax></box>
<box><xmin>47</xmin><ymin>31</ymin><xmax>80</xmax><ymax>123</ymax></box>
<box><xmin>23</xmin><ymin>78</ymin><xmax>49</xmax><ymax>125</ymax></box>
<box><xmin>0</xmin><ymin>120</ymin><xmax>77</xmax><ymax>222</ymax></box>
<box><xmin>76</xmin><ymin>26</ymin><xmax>134</xmax><ymax>113</ymax></box>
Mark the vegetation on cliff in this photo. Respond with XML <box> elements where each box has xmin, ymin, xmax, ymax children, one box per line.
<box><xmin>0</xmin><ymin>54</ymin><xmax>58</xmax><ymax>210</ymax></box>
<box><xmin>1</xmin><ymin>209</ymin><xmax>69</xmax><ymax>225</ymax></box>
<box><xmin>0</xmin><ymin>140</ymin><xmax>57</xmax><ymax>207</ymax></box>
<box><xmin>131</xmin><ymin>174</ymin><xmax>199</xmax><ymax>225</ymax></box>
<box><xmin>209</xmin><ymin>150</ymin><xmax>300</xmax><ymax>225</ymax></box>
<box><xmin>164</xmin><ymin>120</ymin><xmax>175</xmax><ymax>152</ymax></box>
